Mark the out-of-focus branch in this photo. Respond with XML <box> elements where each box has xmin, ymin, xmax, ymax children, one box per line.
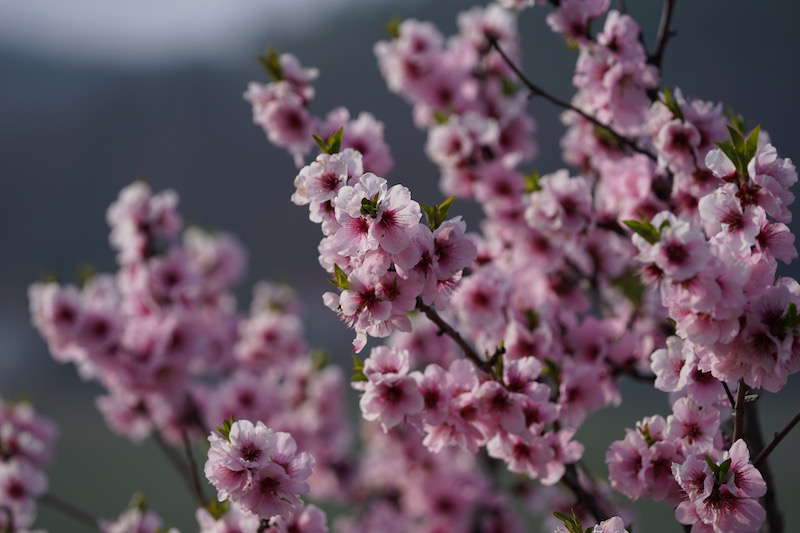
<box><xmin>754</xmin><ymin>410</ymin><xmax>800</xmax><ymax>467</ymax></box>
<box><xmin>649</xmin><ymin>0</ymin><xmax>677</xmax><ymax>69</ymax></box>
<box><xmin>743</xmin><ymin>403</ymin><xmax>784</xmax><ymax>533</ymax></box>
<box><xmin>39</xmin><ymin>493</ymin><xmax>99</xmax><ymax>530</ymax></box>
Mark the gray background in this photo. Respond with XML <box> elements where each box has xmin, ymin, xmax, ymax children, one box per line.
<box><xmin>2</xmin><ymin>1</ymin><xmax>799</xmax><ymax>531</ymax></box>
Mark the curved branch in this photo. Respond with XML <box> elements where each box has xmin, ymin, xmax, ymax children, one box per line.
<box><xmin>180</xmin><ymin>428</ymin><xmax>208</xmax><ymax>507</ymax></box>
<box><xmin>416</xmin><ymin>299</ymin><xmax>492</xmax><ymax>374</ymax></box>
<box><xmin>39</xmin><ymin>493</ymin><xmax>99</xmax><ymax>530</ymax></box>
<box><xmin>487</xmin><ymin>36</ymin><xmax>656</xmax><ymax>162</ymax></box>
<box><xmin>561</xmin><ymin>463</ymin><xmax>609</xmax><ymax>523</ymax></box>
<box><xmin>732</xmin><ymin>380</ymin><xmax>747</xmax><ymax>442</ymax></box>
<box><xmin>754</xmin><ymin>409</ymin><xmax>800</xmax><ymax>467</ymax></box>
<box><xmin>649</xmin><ymin>0</ymin><xmax>677</xmax><ymax>69</ymax></box>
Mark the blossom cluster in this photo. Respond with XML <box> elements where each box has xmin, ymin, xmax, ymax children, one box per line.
<box><xmin>244</xmin><ymin>51</ymin><xmax>392</xmax><ymax>174</ymax></box>
<box><xmin>204</xmin><ymin>419</ymin><xmax>318</xmax><ymax>525</ymax></box>
<box><xmin>0</xmin><ymin>399</ymin><xmax>56</xmax><ymax>532</ymax></box>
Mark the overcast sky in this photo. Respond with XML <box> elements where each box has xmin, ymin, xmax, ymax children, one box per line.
<box><xmin>0</xmin><ymin>0</ymin><xmax>365</xmax><ymax>63</ymax></box>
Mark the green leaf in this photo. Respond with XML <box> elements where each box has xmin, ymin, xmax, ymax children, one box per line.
<box><xmin>637</xmin><ymin>422</ymin><xmax>656</xmax><ymax>447</ymax></box>
<box><xmin>205</xmin><ymin>499</ymin><xmax>230</xmax><ymax>520</ymax></box>
<box><xmin>501</xmin><ymin>78</ymin><xmax>517</xmax><ymax>96</ymax></box>
<box><xmin>216</xmin><ymin>418</ymin><xmax>236</xmax><ymax>441</ymax></box>
<box><xmin>360</xmin><ymin>196</ymin><xmax>380</xmax><ymax>218</ymax></box>
<box><xmin>385</xmin><ymin>16</ymin><xmax>402</xmax><ymax>39</ymax></box>
<box><xmin>623</xmin><ymin>219</ymin><xmax>661</xmax><ymax>245</ymax></box>
<box><xmin>611</xmin><ymin>270</ymin><xmax>646</xmax><ymax>308</ymax></box>
<box><xmin>782</xmin><ymin>302</ymin><xmax>800</xmax><ymax>331</ymax></box>
<box><xmin>351</xmin><ymin>355</ymin><xmax>368</xmax><ymax>382</ymax></box>
<box><xmin>724</xmin><ymin>107</ymin><xmax>746</xmax><ymax>133</ymax></box>
<box><xmin>660</xmin><ymin>87</ymin><xmax>684</xmax><ymax>121</ymax></box>
<box><xmin>552</xmin><ymin>510</ymin><xmax>584</xmax><ymax>533</ymax></box>
<box><xmin>257</xmin><ymin>48</ymin><xmax>283</xmax><ymax>81</ymax></box>
<box><xmin>717</xmin><ymin>458</ymin><xmax>732</xmax><ymax>484</ymax></box>
<box><xmin>432</xmin><ymin>110</ymin><xmax>450</xmax><ymax>125</ymax></box>
<box><xmin>129</xmin><ymin>492</ymin><xmax>148</xmax><ymax>512</ymax></box>
<box><xmin>593</xmin><ymin>125</ymin><xmax>621</xmax><ymax>149</ymax></box>
<box><xmin>311</xmin><ymin>350</ymin><xmax>329</xmax><ymax>371</ymax></box>
<box><xmin>76</xmin><ymin>263</ymin><xmax>96</xmax><ymax>287</ymax></box>
<box><xmin>313</xmin><ymin>127</ymin><xmax>344</xmax><ymax>155</ymax></box>
<box><xmin>524</xmin><ymin>170</ymin><xmax>542</xmax><ymax>193</ymax></box>
<box><xmin>492</xmin><ymin>348</ymin><xmax>505</xmax><ymax>380</ymax></box>
<box><xmin>524</xmin><ymin>309</ymin><xmax>540</xmax><ymax>331</ymax></box>
<box><xmin>421</xmin><ymin>196</ymin><xmax>455</xmax><ymax>230</ymax></box>
<box><xmin>715</xmin><ymin>140</ymin><xmax>740</xmax><ymax>173</ymax></box>
<box><xmin>329</xmin><ymin>264</ymin><xmax>350</xmax><ymax>290</ymax></box>
<box><xmin>743</xmin><ymin>125</ymin><xmax>760</xmax><ymax>164</ymax></box>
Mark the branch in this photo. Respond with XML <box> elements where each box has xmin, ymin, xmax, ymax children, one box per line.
<box><xmin>721</xmin><ymin>381</ymin><xmax>736</xmax><ymax>410</ymax></box>
<box><xmin>416</xmin><ymin>299</ymin><xmax>492</xmax><ymax>374</ymax></box>
<box><xmin>1</xmin><ymin>505</ymin><xmax>14</xmax><ymax>532</ymax></box>
<box><xmin>754</xmin><ymin>410</ymin><xmax>800</xmax><ymax>467</ymax></box>
<box><xmin>487</xmin><ymin>36</ymin><xmax>656</xmax><ymax>162</ymax></box>
<box><xmin>180</xmin><ymin>428</ymin><xmax>208</xmax><ymax>507</ymax></box>
<box><xmin>743</xmin><ymin>403</ymin><xmax>784</xmax><ymax>533</ymax></box>
<box><xmin>732</xmin><ymin>379</ymin><xmax>747</xmax><ymax>442</ymax></box>
<box><xmin>39</xmin><ymin>493</ymin><xmax>99</xmax><ymax>530</ymax></box>
<box><xmin>152</xmin><ymin>429</ymin><xmax>201</xmax><ymax>504</ymax></box>
<box><xmin>561</xmin><ymin>463</ymin><xmax>609</xmax><ymax>523</ymax></box>
<box><xmin>649</xmin><ymin>0</ymin><xmax>677</xmax><ymax>69</ymax></box>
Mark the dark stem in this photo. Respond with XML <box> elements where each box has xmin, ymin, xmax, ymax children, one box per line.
<box><xmin>152</xmin><ymin>430</ymin><xmax>198</xmax><ymax>501</ymax></box>
<box><xmin>416</xmin><ymin>299</ymin><xmax>492</xmax><ymax>374</ymax></box>
<box><xmin>754</xmin><ymin>410</ymin><xmax>800</xmax><ymax>467</ymax></box>
<box><xmin>649</xmin><ymin>0</ymin><xmax>677</xmax><ymax>69</ymax></box>
<box><xmin>1</xmin><ymin>505</ymin><xmax>14</xmax><ymax>532</ymax></box>
<box><xmin>743</xmin><ymin>402</ymin><xmax>783</xmax><ymax>533</ymax></box>
<box><xmin>180</xmin><ymin>429</ymin><xmax>207</xmax><ymax>507</ymax></box>
<box><xmin>487</xmin><ymin>36</ymin><xmax>656</xmax><ymax>162</ymax></box>
<box><xmin>721</xmin><ymin>381</ymin><xmax>736</xmax><ymax>410</ymax></box>
<box><xmin>561</xmin><ymin>463</ymin><xmax>609</xmax><ymax>522</ymax></box>
<box><xmin>39</xmin><ymin>493</ymin><xmax>99</xmax><ymax>529</ymax></box>
<box><xmin>732</xmin><ymin>379</ymin><xmax>746</xmax><ymax>442</ymax></box>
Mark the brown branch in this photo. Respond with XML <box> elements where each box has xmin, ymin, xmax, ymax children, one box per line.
<box><xmin>732</xmin><ymin>379</ymin><xmax>747</xmax><ymax>442</ymax></box>
<box><xmin>649</xmin><ymin>0</ymin><xmax>677</xmax><ymax>69</ymax></box>
<box><xmin>151</xmin><ymin>429</ymin><xmax>200</xmax><ymax>503</ymax></box>
<box><xmin>487</xmin><ymin>36</ymin><xmax>656</xmax><ymax>162</ymax></box>
<box><xmin>743</xmin><ymin>403</ymin><xmax>783</xmax><ymax>533</ymax></box>
<box><xmin>754</xmin><ymin>410</ymin><xmax>800</xmax><ymax>467</ymax></box>
<box><xmin>416</xmin><ymin>299</ymin><xmax>492</xmax><ymax>374</ymax></box>
<box><xmin>561</xmin><ymin>463</ymin><xmax>609</xmax><ymax>523</ymax></box>
<box><xmin>721</xmin><ymin>381</ymin><xmax>736</xmax><ymax>410</ymax></box>
<box><xmin>39</xmin><ymin>493</ymin><xmax>99</xmax><ymax>530</ymax></box>
<box><xmin>180</xmin><ymin>428</ymin><xmax>207</xmax><ymax>507</ymax></box>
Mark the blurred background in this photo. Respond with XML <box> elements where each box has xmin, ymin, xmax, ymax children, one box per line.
<box><xmin>2</xmin><ymin>1</ymin><xmax>799</xmax><ymax>531</ymax></box>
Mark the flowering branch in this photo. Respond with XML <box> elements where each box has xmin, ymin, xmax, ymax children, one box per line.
<box><xmin>416</xmin><ymin>299</ymin><xmax>493</xmax><ymax>374</ymax></box>
<box><xmin>39</xmin><ymin>493</ymin><xmax>99</xmax><ymax>530</ymax></box>
<box><xmin>649</xmin><ymin>0</ymin><xmax>677</xmax><ymax>69</ymax></box>
<box><xmin>561</xmin><ymin>464</ymin><xmax>609</xmax><ymax>523</ymax></box>
<box><xmin>486</xmin><ymin>36</ymin><xmax>656</xmax><ymax>162</ymax></box>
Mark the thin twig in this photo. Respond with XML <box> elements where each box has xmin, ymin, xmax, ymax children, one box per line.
<box><xmin>754</xmin><ymin>410</ymin><xmax>800</xmax><ymax>467</ymax></box>
<box><xmin>487</xmin><ymin>36</ymin><xmax>656</xmax><ymax>162</ymax></box>
<box><xmin>416</xmin><ymin>299</ymin><xmax>492</xmax><ymax>374</ymax></box>
<box><xmin>152</xmin><ymin>430</ymin><xmax>198</xmax><ymax>500</ymax></box>
<box><xmin>39</xmin><ymin>493</ymin><xmax>99</xmax><ymax>529</ymax></box>
<box><xmin>743</xmin><ymin>403</ymin><xmax>783</xmax><ymax>533</ymax></box>
<box><xmin>561</xmin><ymin>463</ymin><xmax>608</xmax><ymax>522</ymax></box>
<box><xmin>1</xmin><ymin>505</ymin><xmax>15</xmax><ymax>532</ymax></box>
<box><xmin>721</xmin><ymin>381</ymin><xmax>736</xmax><ymax>410</ymax></box>
<box><xmin>732</xmin><ymin>379</ymin><xmax>747</xmax><ymax>442</ymax></box>
<box><xmin>649</xmin><ymin>0</ymin><xmax>677</xmax><ymax>69</ymax></box>
<box><xmin>180</xmin><ymin>428</ymin><xmax>207</xmax><ymax>507</ymax></box>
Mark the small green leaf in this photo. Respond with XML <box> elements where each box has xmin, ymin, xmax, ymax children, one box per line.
<box><xmin>717</xmin><ymin>458</ymin><xmax>732</xmax><ymax>484</ymax></box>
<box><xmin>612</xmin><ymin>270</ymin><xmax>646</xmax><ymax>307</ymax></box>
<box><xmin>311</xmin><ymin>350</ymin><xmax>329</xmax><ymax>371</ymax></box>
<box><xmin>351</xmin><ymin>355</ymin><xmax>368</xmax><ymax>382</ymax></box>
<box><xmin>623</xmin><ymin>219</ymin><xmax>661</xmax><ymax>245</ymax></box>
<box><xmin>329</xmin><ymin>264</ymin><xmax>350</xmax><ymax>290</ymax></box>
<box><xmin>205</xmin><ymin>499</ymin><xmax>230</xmax><ymax>520</ymax></box>
<box><xmin>421</xmin><ymin>196</ymin><xmax>455</xmax><ymax>230</ymax></box>
<box><xmin>76</xmin><ymin>263</ymin><xmax>96</xmax><ymax>287</ymax></box>
<box><xmin>593</xmin><ymin>125</ymin><xmax>621</xmax><ymax>149</ymax></box>
<box><xmin>724</xmin><ymin>107</ymin><xmax>746</xmax><ymax>133</ymax></box>
<box><xmin>432</xmin><ymin>110</ymin><xmax>450</xmax><ymax>125</ymax></box>
<box><xmin>257</xmin><ymin>48</ymin><xmax>283</xmax><ymax>81</ymax></box>
<box><xmin>524</xmin><ymin>170</ymin><xmax>542</xmax><ymax>193</ymax></box>
<box><xmin>385</xmin><ymin>16</ymin><xmax>402</xmax><ymax>39</ymax></box>
<box><xmin>524</xmin><ymin>309</ymin><xmax>539</xmax><ymax>331</ymax></box>
<box><xmin>660</xmin><ymin>87</ymin><xmax>684</xmax><ymax>121</ymax></box>
<box><xmin>313</xmin><ymin>127</ymin><xmax>344</xmax><ymax>155</ymax></box>
<box><xmin>743</xmin><ymin>125</ymin><xmax>760</xmax><ymax>164</ymax></box>
<box><xmin>637</xmin><ymin>422</ymin><xmax>656</xmax><ymax>447</ymax></box>
<box><xmin>501</xmin><ymin>78</ymin><xmax>517</xmax><ymax>96</ymax></box>
<box><xmin>216</xmin><ymin>418</ymin><xmax>236</xmax><ymax>441</ymax></box>
<box><xmin>782</xmin><ymin>302</ymin><xmax>800</xmax><ymax>331</ymax></box>
<box><xmin>360</xmin><ymin>197</ymin><xmax>380</xmax><ymax>218</ymax></box>
<box><xmin>552</xmin><ymin>510</ymin><xmax>584</xmax><ymax>533</ymax></box>
<box><xmin>129</xmin><ymin>492</ymin><xmax>148</xmax><ymax>512</ymax></box>
<box><xmin>492</xmin><ymin>348</ymin><xmax>505</xmax><ymax>380</ymax></box>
